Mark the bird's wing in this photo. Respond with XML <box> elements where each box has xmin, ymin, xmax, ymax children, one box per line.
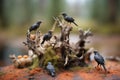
<box><xmin>29</xmin><ymin>24</ymin><xmax>37</xmax><ymax>30</ymax></box>
<box><xmin>47</xmin><ymin>65</ymin><xmax>54</xmax><ymax>70</ymax></box>
<box><xmin>43</xmin><ymin>34</ymin><xmax>48</xmax><ymax>40</ymax></box>
<box><xmin>33</xmin><ymin>23</ymin><xmax>37</xmax><ymax>26</ymax></box>
<box><xmin>94</xmin><ymin>54</ymin><xmax>104</xmax><ymax>63</ymax></box>
<box><xmin>32</xmin><ymin>23</ymin><xmax>38</xmax><ymax>28</ymax></box>
<box><xmin>66</xmin><ymin>16</ymin><xmax>74</xmax><ymax>22</ymax></box>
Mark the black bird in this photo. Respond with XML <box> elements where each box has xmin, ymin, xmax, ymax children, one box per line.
<box><xmin>29</xmin><ymin>21</ymin><xmax>42</xmax><ymax>32</ymax></box>
<box><xmin>62</xmin><ymin>13</ymin><xmax>78</xmax><ymax>26</ymax></box>
<box><xmin>94</xmin><ymin>51</ymin><xmax>107</xmax><ymax>72</ymax></box>
<box><xmin>46</xmin><ymin>62</ymin><xmax>56</xmax><ymax>77</ymax></box>
<box><xmin>41</xmin><ymin>30</ymin><xmax>52</xmax><ymax>44</ymax></box>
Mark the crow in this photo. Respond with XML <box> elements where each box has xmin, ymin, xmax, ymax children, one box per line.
<box><xmin>41</xmin><ymin>30</ymin><xmax>53</xmax><ymax>44</ymax></box>
<box><xmin>94</xmin><ymin>50</ymin><xmax>107</xmax><ymax>72</ymax></box>
<box><xmin>46</xmin><ymin>62</ymin><xmax>55</xmax><ymax>77</ymax></box>
<box><xmin>62</xmin><ymin>13</ymin><xmax>78</xmax><ymax>26</ymax></box>
<box><xmin>28</xmin><ymin>21</ymin><xmax>42</xmax><ymax>32</ymax></box>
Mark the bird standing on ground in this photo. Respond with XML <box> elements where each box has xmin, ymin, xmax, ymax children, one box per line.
<box><xmin>62</xmin><ymin>13</ymin><xmax>78</xmax><ymax>26</ymax></box>
<box><xmin>28</xmin><ymin>21</ymin><xmax>42</xmax><ymax>32</ymax></box>
<box><xmin>41</xmin><ymin>30</ymin><xmax>53</xmax><ymax>44</ymax></box>
<box><xmin>94</xmin><ymin>50</ymin><xmax>107</xmax><ymax>72</ymax></box>
<box><xmin>46</xmin><ymin>62</ymin><xmax>55</xmax><ymax>77</ymax></box>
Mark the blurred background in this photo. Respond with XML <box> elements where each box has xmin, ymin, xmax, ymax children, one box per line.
<box><xmin>0</xmin><ymin>0</ymin><xmax>120</xmax><ymax>66</ymax></box>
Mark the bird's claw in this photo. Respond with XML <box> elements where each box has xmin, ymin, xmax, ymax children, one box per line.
<box><xmin>95</xmin><ymin>66</ymin><xmax>101</xmax><ymax>71</ymax></box>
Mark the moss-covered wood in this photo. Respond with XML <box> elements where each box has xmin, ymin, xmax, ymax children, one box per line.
<box><xmin>9</xmin><ymin>14</ymin><xmax>94</xmax><ymax>71</ymax></box>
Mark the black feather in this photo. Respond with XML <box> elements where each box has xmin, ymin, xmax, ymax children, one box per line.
<box><xmin>29</xmin><ymin>21</ymin><xmax>42</xmax><ymax>32</ymax></box>
<box><xmin>46</xmin><ymin>62</ymin><xmax>55</xmax><ymax>77</ymax></box>
<box><xmin>62</xmin><ymin>13</ymin><xmax>78</xmax><ymax>26</ymax></box>
<box><xmin>94</xmin><ymin>51</ymin><xmax>107</xmax><ymax>72</ymax></box>
<box><xmin>41</xmin><ymin>31</ymin><xmax>52</xmax><ymax>44</ymax></box>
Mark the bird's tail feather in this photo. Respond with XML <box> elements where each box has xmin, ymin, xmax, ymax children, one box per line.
<box><xmin>41</xmin><ymin>40</ymin><xmax>45</xmax><ymax>44</ymax></box>
<box><xmin>102</xmin><ymin>65</ymin><xmax>107</xmax><ymax>72</ymax></box>
<box><xmin>51</xmin><ymin>72</ymin><xmax>55</xmax><ymax>77</ymax></box>
<box><xmin>73</xmin><ymin>22</ymin><xmax>78</xmax><ymax>26</ymax></box>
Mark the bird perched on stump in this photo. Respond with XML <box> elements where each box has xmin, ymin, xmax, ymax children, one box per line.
<box><xmin>94</xmin><ymin>50</ymin><xmax>107</xmax><ymax>72</ymax></box>
<box><xmin>62</xmin><ymin>13</ymin><xmax>78</xmax><ymax>26</ymax></box>
<box><xmin>28</xmin><ymin>21</ymin><xmax>42</xmax><ymax>32</ymax></box>
<box><xmin>46</xmin><ymin>62</ymin><xmax>55</xmax><ymax>77</ymax></box>
<box><xmin>41</xmin><ymin>30</ymin><xmax>53</xmax><ymax>44</ymax></box>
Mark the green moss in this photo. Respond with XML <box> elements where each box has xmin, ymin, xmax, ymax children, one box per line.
<box><xmin>69</xmin><ymin>66</ymin><xmax>82</xmax><ymax>71</ymax></box>
<box><xmin>69</xmin><ymin>65</ymin><xmax>93</xmax><ymax>72</ymax></box>
<box><xmin>42</xmin><ymin>47</ymin><xmax>60</xmax><ymax>69</ymax></box>
<box><xmin>83</xmin><ymin>65</ymin><xmax>93</xmax><ymax>72</ymax></box>
<box><xmin>29</xmin><ymin>56</ymin><xmax>40</xmax><ymax>69</ymax></box>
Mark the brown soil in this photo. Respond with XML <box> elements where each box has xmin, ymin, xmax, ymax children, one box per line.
<box><xmin>0</xmin><ymin>60</ymin><xmax>120</xmax><ymax>80</ymax></box>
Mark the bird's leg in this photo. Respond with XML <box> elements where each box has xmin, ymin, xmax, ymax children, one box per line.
<box><xmin>97</xmin><ymin>63</ymin><xmax>99</xmax><ymax>68</ymax></box>
<box><xmin>95</xmin><ymin>63</ymin><xmax>100</xmax><ymax>70</ymax></box>
<box><xmin>35</xmin><ymin>30</ymin><xmax>37</xmax><ymax>34</ymax></box>
<box><xmin>102</xmin><ymin>65</ymin><xmax>108</xmax><ymax>73</ymax></box>
<box><xmin>99</xmin><ymin>65</ymin><xmax>103</xmax><ymax>71</ymax></box>
<box><xmin>97</xmin><ymin>64</ymin><xmax>103</xmax><ymax>71</ymax></box>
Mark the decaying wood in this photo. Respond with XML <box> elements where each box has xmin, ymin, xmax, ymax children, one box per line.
<box><xmin>79</xmin><ymin>28</ymin><xmax>93</xmax><ymax>40</ymax></box>
<box><xmin>53</xmin><ymin>17</ymin><xmax>75</xmax><ymax>66</ymax></box>
<box><xmin>10</xmin><ymin>15</ymin><xmax>94</xmax><ymax>69</ymax></box>
<box><xmin>23</xmin><ymin>31</ymin><xmax>45</xmax><ymax>56</ymax></box>
<box><xmin>53</xmin><ymin>17</ymin><xmax>72</xmax><ymax>43</ymax></box>
<box><xmin>85</xmin><ymin>47</ymin><xmax>94</xmax><ymax>62</ymax></box>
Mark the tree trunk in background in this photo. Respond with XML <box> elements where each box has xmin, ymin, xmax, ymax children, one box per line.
<box><xmin>0</xmin><ymin>0</ymin><xmax>8</xmax><ymax>28</ymax></box>
<box><xmin>92</xmin><ymin>0</ymin><xmax>119</xmax><ymax>24</ymax></box>
<box><xmin>108</xmin><ymin>0</ymin><xmax>119</xmax><ymax>24</ymax></box>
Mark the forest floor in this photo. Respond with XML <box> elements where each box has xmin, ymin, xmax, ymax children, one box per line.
<box><xmin>0</xmin><ymin>60</ymin><xmax>120</xmax><ymax>80</ymax></box>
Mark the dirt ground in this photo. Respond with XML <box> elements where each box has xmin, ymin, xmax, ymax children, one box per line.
<box><xmin>0</xmin><ymin>60</ymin><xmax>120</xmax><ymax>80</ymax></box>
